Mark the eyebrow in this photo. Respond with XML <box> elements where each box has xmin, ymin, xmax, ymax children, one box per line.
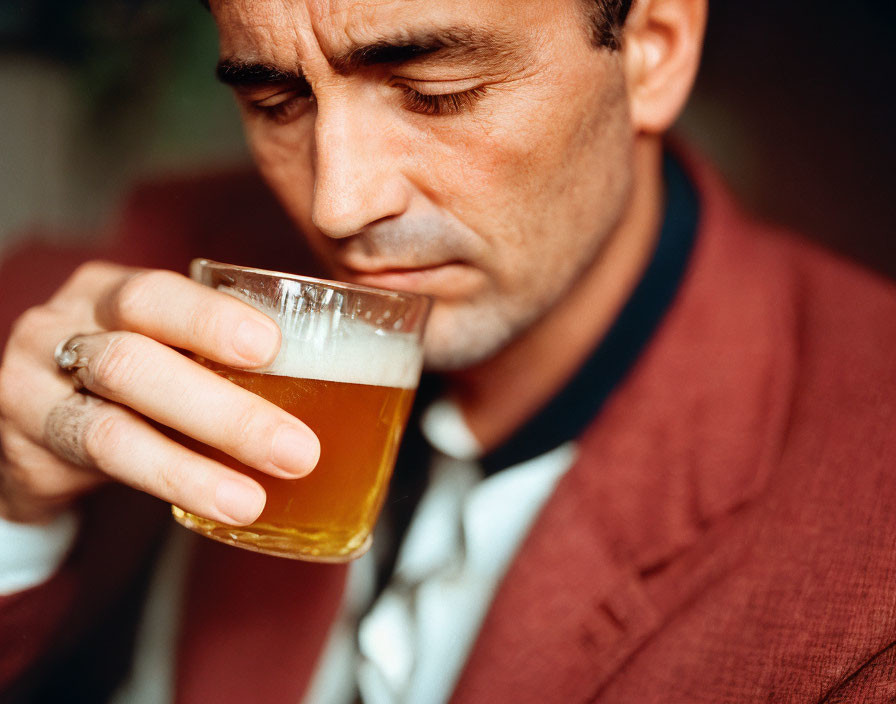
<box><xmin>216</xmin><ymin>25</ymin><xmax>525</xmax><ymax>88</ymax></box>
<box><xmin>216</xmin><ymin>61</ymin><xmax>302</xmax><ymax>87</ymax></box>
<box><xmin>329</xmin><ymin>26</ymin><xmax>523</xmax><ymax>74</ymax></box>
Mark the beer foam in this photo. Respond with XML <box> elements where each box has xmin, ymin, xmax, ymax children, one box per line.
<box><xmin>220</xmin><ymin>284</ymin><xmax>423</xmax><ymax>388</ymax></box>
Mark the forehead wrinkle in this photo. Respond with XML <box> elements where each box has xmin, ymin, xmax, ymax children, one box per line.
<box><xmin>216</xmin><ymin>0</ymin><xmax>326</xmax><ymax>79</ymax></box>
<box><xmin>328</xmin><ymin>24</ymin><xmax>526</xmax><ymax>75</ymax></box>
<box><xmin>219</xmin><ymin>2</ymin><xmax>537</xmax><ymax>82</ymax></box>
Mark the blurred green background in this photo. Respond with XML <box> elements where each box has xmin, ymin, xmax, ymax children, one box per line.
<box><xmin>0</xmin><ymin>0</ymin><xmax>247</xmax><ymax>249</ymax></box>
<box><xmin>1</xmin><ymin>0</ymin><xmax>894</xmax><ymax>276</ymax></box>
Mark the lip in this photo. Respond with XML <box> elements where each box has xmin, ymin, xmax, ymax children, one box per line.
<box><xmin>338</xmin><ymin>261</ymin><xmax>469</xmax><ymax>294</ymax></box>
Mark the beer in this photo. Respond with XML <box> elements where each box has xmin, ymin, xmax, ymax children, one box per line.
<box><xmin>173</xmin><ymin>260</ymin><xmax>430</xmax><ymax>561</ymax></box>
<box><xmin>173</xmin><ymin>367</ymin><xmax>415</xmax><ymax>560</ymax></box>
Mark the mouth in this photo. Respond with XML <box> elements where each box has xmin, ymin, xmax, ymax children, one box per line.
<box><xmin>336</xmin><ymin>261</ymin><xmax>471</xmax><ymax>295</ymax></box>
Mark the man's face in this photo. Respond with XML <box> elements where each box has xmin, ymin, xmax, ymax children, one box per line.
<box><xmin>213</xmin><ymin>0</ymin><xmax>634</xmax><ymax>370</ymax></box>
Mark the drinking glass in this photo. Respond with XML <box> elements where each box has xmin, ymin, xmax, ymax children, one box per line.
<box><xmin>172</xmin><ymin>260</ymin><xmax>431</xmax><ymax>561</ymax></box>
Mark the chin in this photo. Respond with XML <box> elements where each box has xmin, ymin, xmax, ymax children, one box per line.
<box><xmin>420</xmin><ymin>301</ymin><xmax>528</xmax><ymax>372</ymax></box>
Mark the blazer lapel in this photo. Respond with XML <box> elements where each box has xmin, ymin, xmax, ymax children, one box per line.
<box><xmin>452</xmin><ymin>149</ymin><xmax>798</xmax><ymax>702</ymax></box>
<box><xmin>451</xmin><ymin>456</ymin><xmax>662</xmax><ymax>704</ymax></box>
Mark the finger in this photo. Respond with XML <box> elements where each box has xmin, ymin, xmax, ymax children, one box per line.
<box><xmin>0</xmin><ymin>347</ymin><xmax>84</xmax><ymax>443</ymax></box>
<box><xmin>0</xmin><ymin>426</ymin><xmax>104</xmax><ymax>522</ymax></box>
<box><xmin>0</xmin><ymin>330</ymin><xmax>100</xmax><ymax>521</ymax></box>
<box><xmin>44</xmin><ymin>393</ymin><xmax>267</xmax><ymax>525</ymax></box>
<box><xmin>58</xmin><ymin>331</ymin><xmax>319</xmax><ymax>478</ymax></box>
<box><xmin>96</xmin><ymin>269</ymin><xmax>281</xmax><ymax>368</ymax></box>
<box><xmin>46</xmin><ymin>261</ymin><xmax>141</xmax><ymax>315</ymax></box>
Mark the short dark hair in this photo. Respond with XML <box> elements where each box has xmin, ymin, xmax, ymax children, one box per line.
<box><xmin>199</xmin><ymin>0</ymin><xmax>633</xmax><ymax>51</ymax></box>
<box><xmin>584</xmin><ymin>0</ymin><xmax>635</xmax><ymax>50</ymax></box>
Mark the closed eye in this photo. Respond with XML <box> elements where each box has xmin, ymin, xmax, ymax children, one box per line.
<box><xmin>247</xmin><ymin>89</ymin><xmax>312</xmax><ymax>123</ymax></box>
<box><xmin>241</xmin><ymin>81</ymin><xmax>489</xmax><ymax>121</ymax></box>
<box><xmin>397</xmin><ymin>85</ymin><xmax>489</xmax><ymax>116</ymax></box>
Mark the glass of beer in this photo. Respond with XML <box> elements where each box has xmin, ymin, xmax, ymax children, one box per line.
<box><xmin>171</xmin><ymin>260</ymin><xmax>431</xmax><ymax>562</ymax></box>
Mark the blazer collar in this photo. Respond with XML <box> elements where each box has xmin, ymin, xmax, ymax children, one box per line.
<box><xmin>452</xmin><ymin>147</ymin><xmax>799</xmax><ymax>701</ymax></box>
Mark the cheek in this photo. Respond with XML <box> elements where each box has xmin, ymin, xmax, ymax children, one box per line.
<box><xmin>245</xmin><ymin>115</ymin><xmax>317</xmax><ymax>227</ymax></box>
<box><xmin>415</xmin><ymin>74</ymin><xmax>627</xmax><ymax>285</ymax></box>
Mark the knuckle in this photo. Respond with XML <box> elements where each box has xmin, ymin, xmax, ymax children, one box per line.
<box><xmin>68</xmin><ymin>260</ymin><xmax>118</xmax><ymax>293</ymax></box>
<box><xmin>87</xmin><ymin>334</ymin><xmax>145</xmax><ymax>393</ymax></box>
<box><xmin>0</xmin><ymin>357</ymin><xmax>28</xmax><ymax>422</ymax></box>
<box><xmin>2</xmin><ymin>458</ymin><xmax>30</xmax><ymax>489</ymax></box>
<box><xmin>187</xmin><ymin>302</ymin><xmax>225</xmax><ymax>345</ymax></box>
<box><xmin>0</xmin><ymin>436</ymin><xmax>55</xmax><ymax>501</ymax></box>
<box><xmin>70</xmin><ymin>260</ymin><xmax>105</xmax><ymax>285</ymax></box>
<box><xmin>150</xmin><ymin>461</ymin><xmax>181</xmax><ymax>499</ymax></box>
<box><xmin>0</xmin><ymin>428</ymin><xmax>30</xmax><ymax>468</ymax></box>
<box><xmin>111</xmin><ymin>269</ymin><xmax>176</xmax><ymax>326</ymax></box>
<box><xmin>13</xmin><ymin>467</ymin><xmax>89</xmax><ymax>506</ymax></box>
<box><xmin>81</xmin><ymin>406</ymin><xmax>126</xmax><ymax>466</ymax></box>
<box><xmin>7</xmin><ymin>305</ymin><xmax>51</xmax><ymax>345</ymax></box>
<box><xmin>127</xmin><ymin>448</ymin><xmax>179</xmax><ymax>499</ymax></box>
<box><xmin>0</xmin><ymin>364</ymin><xmax>13</xmax><ymax>419</ymax></box>
<box><xmin>10</xmin><ymin>466</ymin><xmax>55</xmax><ymax>501</ymax></box>
<box><xmin>2</xmin><ymin>306</ymin><xmax>54</xmax><ymax>409</ymax></box>
<box><xmin>110</xmin><ymin>271</ymin><xmax>152</xmax><ymax>325</ymax></box>
<box><xmin>2</xmin><ymin>459</ymin><xmax>39</xmax><ymax>499</ymax></box>
<box><xmin>228</xmin><ymin>401</ymin><xmax>271</xmax><ymax>458</ymax></box>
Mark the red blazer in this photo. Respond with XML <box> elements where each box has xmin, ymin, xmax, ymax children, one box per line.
<box><xmin>2</xmin><ymin>152</ymin><xmax>895</xmax><ymax>703</ymax></box>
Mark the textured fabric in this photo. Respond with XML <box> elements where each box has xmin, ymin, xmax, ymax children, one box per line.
<box><xmin>1</xmin><ymin>149</ymin><xmax>895</xmax><ymax>703</ymax></box>
<box><xmin>450</xmin><ymin>149</ymin><xmax>896</xmax><ymax>702</ymax></box>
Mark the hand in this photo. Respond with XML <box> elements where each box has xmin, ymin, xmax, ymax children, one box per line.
<box><xmin>0</xmin><ymin>262</ymin><xmax>320</xmax><ymax>525</ymax></box>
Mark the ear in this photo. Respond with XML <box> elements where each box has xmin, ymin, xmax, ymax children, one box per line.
<box><xmin>621</xmin><ymin>0</ymin><xmax>707</xmax><ymax>133</ymax></box>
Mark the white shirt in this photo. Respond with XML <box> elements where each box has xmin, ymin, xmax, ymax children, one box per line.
<box><xmin>0</xmin><ymin>510</ymin><xmax>79</xmax><ymax>596</ymax></box>
<box><xmin>305</xmin><ymin>399</ymin><xmax>577</xmax><ymax>704</ymax></box>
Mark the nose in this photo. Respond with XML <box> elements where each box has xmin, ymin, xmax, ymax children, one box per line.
<box><xmin>311</xmin><ymin>97</ymin><xmax>411</xmax><ymax>239</ymax></box>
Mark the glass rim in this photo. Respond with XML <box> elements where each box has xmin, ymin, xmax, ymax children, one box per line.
<box><xmin>191</xmin><ymin>258</ymin><xmax>433</xmax><ymax>309</ymax></box>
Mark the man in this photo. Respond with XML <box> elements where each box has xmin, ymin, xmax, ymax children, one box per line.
<box><xmin>1</xmin><ymin>0</ymin><xmax>894</xmax><ymax>701</ymax></box>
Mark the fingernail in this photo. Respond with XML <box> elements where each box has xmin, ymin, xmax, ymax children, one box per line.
<box><xmin>233</xmin><ymin>318</ymin><xmax>279</xmax><ymax>365</ymax></box>
<box><xmin>215</xmin><ymin>477</ymin><xmax>265</xmax><ymax>524</ymax></box>
<box><xmin>272</xmin><ymin>425</ymin><xmax>320</xmax><ymax>476</ymax></box>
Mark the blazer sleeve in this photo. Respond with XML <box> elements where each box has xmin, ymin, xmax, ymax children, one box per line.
<box><xmin>0</xmin><ymin>487</ymin><xmax>170</xmax><ymax>698</ymax></box>
<box><xmin>0</xmin><ymin>240</ymin><xmax>169</xmax><ymax>696</ymax></box>
<box><xmin>0</xmin><ymin>554</ymin><xmax>80</xmax><ymax>692</ymax></box>
<box><xmin>822</xmin><ymin>642</ymin><xmax>896</xmax><ymax>703</ymax></box>
<box><xmin>0</xmin><ymin>167</ymin><xmax>300</xmax><ymax>697</ymax></box>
